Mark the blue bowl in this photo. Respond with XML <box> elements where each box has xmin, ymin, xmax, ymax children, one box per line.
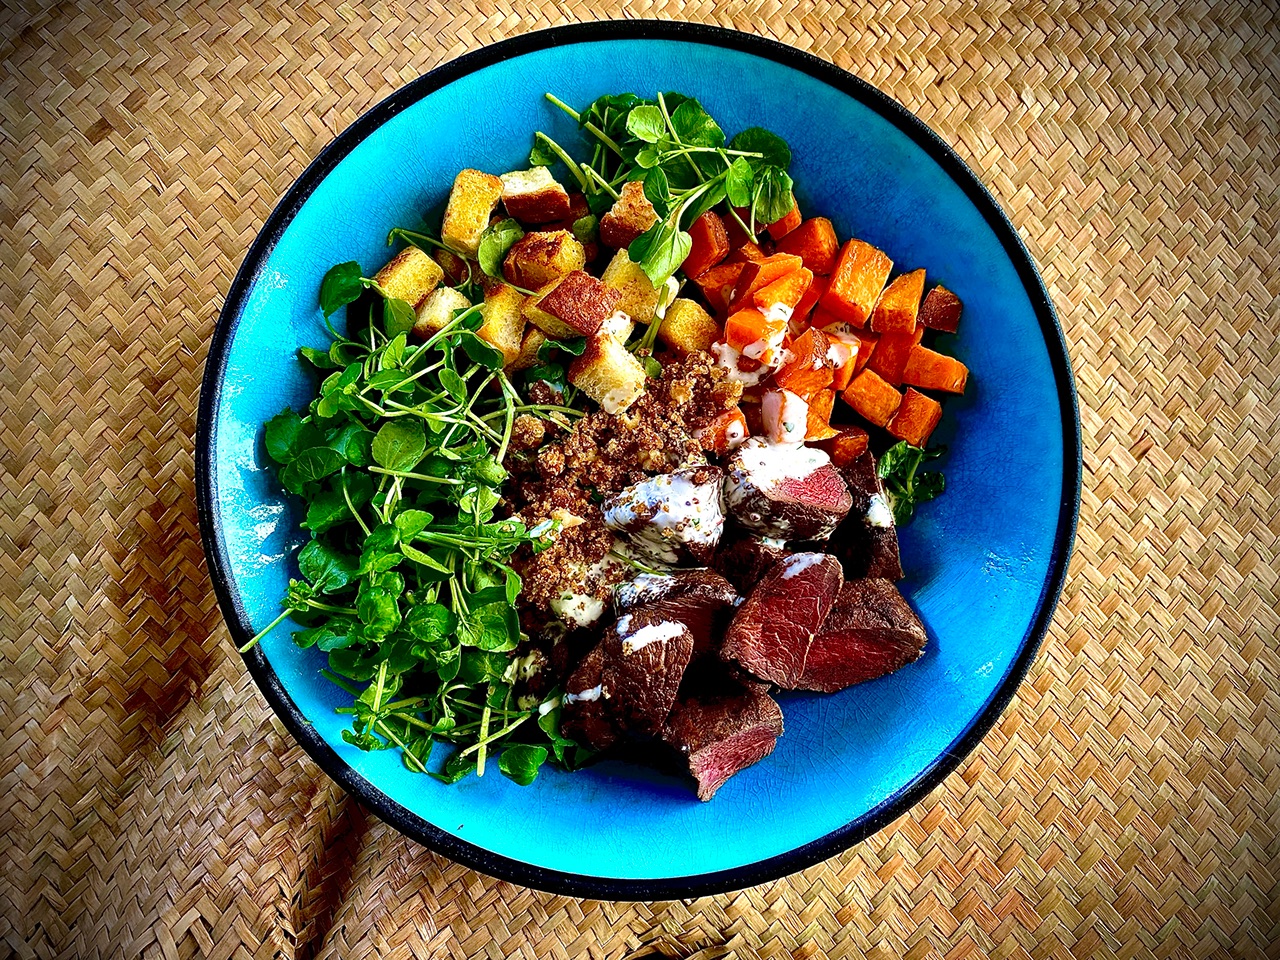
<box><xmin>197</xmin><ymin>21</ymin><xmax>1080</xmax><ymax>899</ymax></box>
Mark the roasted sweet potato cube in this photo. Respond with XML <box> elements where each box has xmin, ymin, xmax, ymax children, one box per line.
<box><xmin>693</xmin><ymin>261</ymin><xmax>745</xmax><ymax>316</ymax></box>
<box><xmin>816</xmin><ymin>426</ymin><xmax>870</xmax><ymax>467</ymax></box>
<box><xmin>724</xmin><ymin>308</ymin><xmax>786</xmax><ymax>359</ymax></box>
<box><xmin>503</xmin><ymin>230</ymin><xmax>586</xmax><ymax>289</ymax></box>
<box><xmin>918</xmin><ymin>284</ymin><xmax>963</xmax><ymax>332</ymax></box>
<box><xmin>374</xmin><ymin>246</ymin><xmax>444</xmax><ymax>307</ymax></box>
<box><xmin>724</xmin><ymin>209</ymin><xmax>755</xmax><ymax>249</ymax></box>
<box><xmin>842</xmin><ymin>369</ymin><xmax>903</xmax><ymax>427</ymax></box>
<box><xmin>820</xmin><ymin>239</ymin><xmax>893</xmax><ymax>326</ymax></box>
<box><xmin>568</xmin><ymin>333</ymin><xmax>647</xmax><ymax>414</ymax></box>
<box><xmin>600</xmin><ymin>248</ymin><xmax>659</xmax><ymax>325</ymax></box>
<box><xmin>683</xmin><ymin>210</ymin><xmax>730</xmax><ymax>279</ymax></box>
<box><xmin>698</xmin><ymin>407</ymin><xmax>749</xmax><ymax>456</ymax></box>
<box><xmin>500</xmin><ymin>167</ymin><xmax>572</xmax><ymax>224</ymax></box>
<box><xmin>887</xmin><ymin>388</ymin><xmax>944</xmax><ymax>446</ymax></box>
<box><xmin>870</xmin><ymin>268</ymin><xmax>926</xmax><ymax>334</ymax></box>
<box><xmin>901</xmin><ymin>345</ymin><xmax>969</xmax><ymax>393</ymax></box>
<box><xmin>774</xmin><ymin>328</ymin><xmax>833</xmax><ymax>398</ymax></box>
<box><xmin>726</xmin><ymin>240</ymin><xmax>767</xmax><ymax>263</ymax></box>
<box><xmin>477</xmin><ymin>283</ymin><xmax>527</xmax><ymax>366</ymax></box>
<box><xmin>775</xmin><ymin>217</ymin><xmax>840</xmax><ymax>275</ymax></box>
<box><xmin>853</xmin><ymin>330</ymin><xmax>879</xmax><ymax>374</ymax></box>
<box><xmin>659</xmin><ymin>298</ymin><xmax>721</xmax><ymax>355</ymax></box>
<box><xmin>865</xmin><ymin>329</ymin><xmax>917</xmax><ymax>386</ymax></box>
<box><xmin>792</xmin><ymin>273</ymin><xmax>830</xmax><ymax>327</ymax></box>
<box><xmin>599</xmin><ymin>181</ymin><xmax>658</xmax><ymax>248</ymax></box>
<box><xmin>727</xmin><ymin>254</ymin><xmax>804</xmax><ymax>314</ymax></box>
<box><xmin>805</xmin><ymin>389</ymin><xmax>839</xmax><ymax>440</ymax></box>
<box><xmin>752</xmin><ymin>267</ymin><xmax>813</xmax><ymax>312</ymax></box>
<box><xmin>441</xmin><ymin>169</ymin><xmax>503</xmax><ymax>257</ymax></box>
<box><xmin>765</xmin><ymin>200</ymin><xmax>802</xmax><ymax>240</ymax></box>
<box><xmin>827</xmin><ymin>332</ymin><xmax>859</xmax><ymax>391</ymax></box>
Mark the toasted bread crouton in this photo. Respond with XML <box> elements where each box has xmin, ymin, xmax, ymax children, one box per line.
<box><xmin>521</xmin><ymin>278</ymin><xmax>571</xmax><ymax>338</ymax></box>
<box><xmin>433</xmin><ymin>247</ymin><xmax>474</xmax><ymax>286</ymax></box>
<box><xmin>441</xmin><ymin>169</ymin><xmax>503</xmax><ymax>258</ymax></box>
<box><xmin>503</xmin><ymin>230</ymin><xmax>586</xmax><ymax>289</ymax></box>
<box><xmin>600</xmin><ymin>248</ymin><xmax>660</xmax><ymax>325</ymax></box>
<box><xmin>477</xmin><ymin>283</ymin><xmax>526</xmax><ymax>366</ymax></box>
<box><xmin>599</xmin><ymin>181</ymin><xmax>659</xmax><ymax>249</ymax></box>
<box><xmin>601</xmin><ymin>309</ymin><xmax>634</xmax><ymax>343</ymax></box>
<box><xmin>569</xmin><ymin>333</ymin><xmax>647</xmax><ymax>414</ymax></box>
<box><xmin>413</xmin><ymin>286</ymin><xmax>473</xmax><ymax>339</ymax></box>
<box><xmin>508</xmin><ymin>324</ymin><xmax>549</xmax><ymax>371</ymax></box>
<box><xmin>522</xmin><ymin>270</ymin><xmax>621</xmax><ymax>339</ymax></box>
<box><xmin>659</xmin><ymin>298</ymin><xmax>720</xmax><ymax>355</ymax></box>
<box><xmin>501</xmin><ymin>168</ymin><xmax>572</xmax><ymax>224</ymax></box>
<box><xmin>373</xmin><ymin>247</ymin><xmax>444</xmax><ymax>307</ymax></box>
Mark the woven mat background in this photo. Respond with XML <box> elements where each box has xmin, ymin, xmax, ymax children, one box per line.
<box><xmin>1</xmin><ymin>2</ymin><xmax>1277</xmax><ymax>958</ymax></box>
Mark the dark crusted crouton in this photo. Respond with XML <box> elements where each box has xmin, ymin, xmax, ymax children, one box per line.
<box><xmin>503</xmin><ymin>230</ymin><xmax>586</xmax><ymax>289</ymax></box>
<box><xmin>599</xmin><ymin>180</ymin><xmax>659</xmax><ymax>249</ymax></box>
<box><xmin>568</xmin><ymin>333</ymin><xmax>647</xmax><ymax>414</ymax></box>
<box><xmin>500</xmin><ymin>168</ymin><xmax>572</xmax><ymax>224</ymax></box>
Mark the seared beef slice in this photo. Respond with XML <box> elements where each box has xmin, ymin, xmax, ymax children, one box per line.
<box><xmin>724</xmin><ymin>438</ymin><xmax>852</xmax><ymax>541</ymax></box>
<box><xmin>614</xmin><ymin>570</ymin><xmax>739</xmax><ymax>658</ymax></box>
<box><xmin>721</xmin><ymin>553</ymin><xmax>843</xmax><ymax>687</ymax></box>
<box><xmin>796</xmin><ymin>579</ymin><xmax>926</xmax><ymax>692</ymax></box>
<box><xmin>603</xmin><ymin>606</ymin><xmax>695</xmax><ymax>738</ymax></box>
<box><xmin>559</xmin><ymin>642</ymin><xmax>618</xmax><ymax>751</ymax></box>
<box><xmin>712</xmin><ymin>526</ymin><xmax>791</xmax><ymax>593</ymax></box>
<box><xmin>663</xmin><ymin>673</ymin><xmax>784</xmax><ymax>800</ymax></box>
<box><xmin>830</xmin><ymin>450</ymin><xmax>903</xmax><ymax>580</ymax></box>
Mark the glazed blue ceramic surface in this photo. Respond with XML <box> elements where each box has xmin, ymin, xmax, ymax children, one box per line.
<box><xmin>198</xmin><ymin>22</ymin><xmax>1079</xmax><ymax>899</ymax></box>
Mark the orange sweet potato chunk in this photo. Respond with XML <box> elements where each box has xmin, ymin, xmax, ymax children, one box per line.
<box><xmin>816</xmin><ymin>426</ymin><xmax>870</xmax><ymax>467</ymax></box>
<box><xmin>866</xmin><ymin>329</ymin><xmax>917</xmax><ymax>386</ymax></box>
<box><xmin>792</xmin><ymin>273</ymin><xmax>830</xmax><ymax>327</ymax></box>
<box><xmin>694</xmin><ymin>262</ymin><xmax>746</xmax><ymax>316</ymax></box>
<box><xmin>870</xmin><ymin>268</ymin><xmax>926</xmax><ymax>334</ymax></box>
<box><xmin>775</xmin><ymin>217</ymin><xmax>840</xmax><ymax>275</ymax></box>
<box><xmin>765</xmin><ymin>200</ymin><xmax>803</xmax><ymax>240</ymax></box>
<box><xmin>725</xmin><ymin>307</ymin><xmax>787</xmax><ymax>357</ymax></box>
<box><xmin>774</xmin><ymin>328</ymin><xmax>833</xmax><ymax>398</ymax></box>
<box><xmin>901</xmin><ymin>345</ymin><xmax>969</xmax><ymax>393</ymax></box>
<box><xmin>752</xmin><ymin>268</ymin><xmax>813</xmax><ymax>311</ymax></box>
<box><xmin>727</xmin><ymin>254</ymin><xmax>804</xmax><ymax>313</ymax></box>
<box><xmin>805</xmin><ymin>389</ymin><xmax>839</xmax><ymax>441</ymax></box>
<box><xmin>842</xmin><ymin>369</ymin><xmax>903</xmax><ymax>427</ymax></box>
<box><xmin>699</xmin><ymin>407</ymin><xmax>749</xmax><ymax>456</ymax></box>
<box><xmin>726</xmin><ymin>240</ymin><xmax>767</xmax><ymax>263</ymax></box>
<box><xmin>887</xmin><ymin>388</ymin><xmax>943</xmax><ymax>446</ymax></box>
<box><xmin>820</xmin><ymin>239</ymin><xmax>893</xmax><ymax>326</ymax></box>
<box><xmin>684</xmin><ymin>211</ymin><xmax>730</xmax><ymax>279</ymax></box>
<box><xmin>918</xmin><ymin>284</ymin><xmax>963</xmax><ymax>332</ymax></box>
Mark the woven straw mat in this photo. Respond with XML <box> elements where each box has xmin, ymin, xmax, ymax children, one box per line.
<box><xmin>1</xmin><ymin>2</ymin><xmax>1276</xmax><ymax>958</ymax></box>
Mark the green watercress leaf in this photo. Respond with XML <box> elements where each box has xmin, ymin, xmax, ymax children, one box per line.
<box><xmin>264</xmin><ymin>409</ymin><xmax>306</xmax><ymax>464</ymax></box>
<box><xmin>725</xmin><ymin>156</ymin><xmax>755</xmax><ymax>208</ymax></box>
<box><xmin>319</xmin><ymin>261</ymin><xmax>365</xmax><ymax>318</ymax></box>
<box><xmin>730</xmin><ymin>127</ymin><xmax>792</xmax><ymax>170</ymax></box>
<box><xmin>625</xmin><ymin>104</ymin><xmax>666</xmax><ymax>143</ymax></box>
<box><xmin>669</xmin><ymin>98</ymin><xmax>724</xmax><ymax>149</ymax></box>
<box><xmin>382</xmin><ymin>297</ymin><xmax>417</xmax><ymax>337</ymax></box>
<box><xmin>498</xmin><ymin>744</ymin><xmax>548</xmax><ymax>786</ymax></box>
<box><xmin>297</xmin><ymin>540</ymin><xmax>358</xmax><ymax>592</ymax></box>
<box><xmin>371</xmin><ymin>419</ymin><xmax>426</xmax><ymax>471</ymax></box>
<box><xmin>477</xmin><ymin>218</ymin><xmax>525</xmax><ymax>278</ymax></box>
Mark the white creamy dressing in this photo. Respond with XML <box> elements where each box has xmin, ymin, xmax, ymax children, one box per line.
<box><xmin>538</xmin><ymin>696</ymin><xmax>561</xmax><ymax>716</ymax></box>
<box><xmin>710</xmin><ymin>340</ymin><xmax>791</xmax><ymax>387</ymax></box>
<box><xmin>550</xmin><ymin>549</ymin><xmax>629</xmax><ymax>628</ymax></box>
<box><xmin>502</xmin><ymin>651</ymin><xmax>544</xmax><ymax>684</ymax></box>
<box><xmin>600</xmin><ymin>385</ymin><xmax>640</xmax><ymax>415</ymax></box>
<box><xmin>619</xmin><ymin>619</ymin><xmax>685</xmax><ymax>655</ymax></box>
<box><xmin>723</xmin><ymin>416</ymin><xmax>747</xmax><ymax>449</ymax></box>
<box><xmin>604</xmin><ymin>470</ymin><xmax>725</xmax><ymax>565</ymax></box>
<box><xmin>614</xmin><ymin>572</ymin><xmax>678</xmax><ymax>611</ymax></box>
<box><xmin>867</xmin><ymin>493</ymin><xmax>895</xmax><ymax>529</ymax></box>
<box><xmin>741</xmin><ymin>309</ymin><xmax>789</xmax><ymax>361</ymax></box>
<box><xmin>762</xmin><ymin>389</ymin><xmax>810</xmax><ymax>445</ymax></box>
<box><xmin>516</xmin><ymin>693</ymin><xmax>541</xmax><ymax>710</ymax></box>
<box><xmin>781</xmin><ymin>553</ymin><xmax>827</xmax><ymax>579</ymax></box>
<box><xmin>565</xmin><ymin>684</ymin><xmax>603</xmax><ymax>704</ymax></box>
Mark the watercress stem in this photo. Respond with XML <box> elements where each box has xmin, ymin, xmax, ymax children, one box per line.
<box><xmin>368</xmin><ymin>466</ymin><xmax>461</xmax><ymax>485</ymax></box>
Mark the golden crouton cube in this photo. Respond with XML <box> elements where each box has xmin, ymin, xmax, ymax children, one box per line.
<box><xmin>658</xmin><ymin>298</ymin><xmax>721</xmax><ymax>355</ymax></box>
<box><xmin>373</xmin><ymin>247</ymin><xmax>443</xmax><ymax>307</ymax></box>
<box><xmin>568</xmin><ymin>333</ymin><xmax>647</xmax><ymax>414</ymax></box>
<box><xmin>433</xmin><ymin>247</ymin><xmax>474</xmax><ymax>287</ymax></box>
<box><xmin>413</xmin><ymin>286</ymin><xmax>473</xmax><ymax>339</ymax></box>
<box><xmin>599</xmin><ymin>180</ymin><xmax>658</xmax><ymax>249</ymax></box>
<box><xmin>441</xmin><ymin>169</ymin><xmax>503</xmax><ymax>258</ymax></box>
<box><xmin>477</xmin><ymin>284</ymin><xmax>527</xmax><ymax>366</ymax></box>
<box><xmin>521</xmin><ymin>278</ymin><xmax>574</xmax><ymax>339</ymax></box>
<box><xmin>535</xmin><ymin>271</ymin><xmax>622</xmax><ymax>337</ymax></box>
<box><xmin>503</xmin><ymin>230</ymin><xmax>586</xmax><ymax>289</ymax></box>
<box><xmin>500</xmin><ymin>168</ymin><xmax>572</xmax><ymax>224</ymax></box>
<box><xmin>601</xmin><ymin>248</ymin><xmax>659</xmax><ymax>325</ymax></box>
<box><xmin>508</xmin><ymin>324</ymin><xmax>548</xmax><ymax>372</ymax></box>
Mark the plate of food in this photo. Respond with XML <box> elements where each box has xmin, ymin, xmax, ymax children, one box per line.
<box><xmin>197</xmin><ymin>21</ymin><xmax>1080</xmax><ymax>899</ymax></box>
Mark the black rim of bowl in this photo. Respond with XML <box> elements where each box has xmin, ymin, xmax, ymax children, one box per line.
<box><xmin>196</xmin><ymin>19</ymin><xmax>1082</xmax><ymax>901</ymax></box>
